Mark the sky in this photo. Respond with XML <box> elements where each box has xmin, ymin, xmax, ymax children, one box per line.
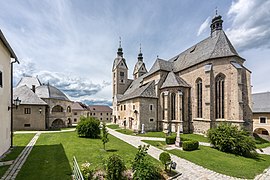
<box><xmin>0</xmin><ymin>0</ymin><xmax>270</xmax><ymax>106</ymax></box>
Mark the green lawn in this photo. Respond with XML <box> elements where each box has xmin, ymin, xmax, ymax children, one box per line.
<box><xmin>0</xmin><ymin>133</ymin><xmax>35</xmax><ymax>177</ymax></box>
<box><xmin>143</xmin><ymin>140</ymin><xmax>270</xmax><ymax>179</ymax></box>
<box><xmin>115</xmin><ymin>128</ymin><xmax>135</xmax><ymax>135</ymax></box>
<box><xmin>181</xmin><ymin>134</ymin><xmax>209</xmax><ymax>142</ymax></box>
<box><xmin>107</xmin><ymin>124</ymin><xmax>120</xmax><ymax>129</ymax></box>
<box><xmin>16</xmin><ymin>131</ymin><xmax>160</xmax><ymax>180</ymax></box>
<box><xmin>254</xmin><ymin>135</ymin><xmax>270</xmax><ymax>149</ymax></box>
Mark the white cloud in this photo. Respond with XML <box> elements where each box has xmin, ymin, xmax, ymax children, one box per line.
<box><xmin>197</xmin><ymin>16</ymin><xmax>211</xmax><ymax>36</ymax></box>
<box><xmin>226</xmin><ymin>0</ymin><xmax>270</xmax><ymax>51</ymax></box>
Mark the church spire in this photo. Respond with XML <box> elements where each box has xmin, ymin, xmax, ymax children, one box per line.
<box><xmin>138</xmin><ymin>43</ymin><xmax>143</xmax><ymax>61</ymax></box>
<box><xmin>210</xmin><ymin>8</ymin><xmax>223</xmax><ymax>36</ymax></box>
<box><xmin>117</xmin><ymin>37</ymin><xmax>123</xmax><ymax>57</ymax></box>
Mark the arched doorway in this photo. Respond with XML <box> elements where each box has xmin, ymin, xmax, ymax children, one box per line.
<box><xmin>254</xmin><ymin>128</ymin><xmax>269</xmax><ymax>135</ymax></box>
<box><xmin>51</xmin><ymin>119</ymin><xmax>65</xmax><ymax>129</ymax></box>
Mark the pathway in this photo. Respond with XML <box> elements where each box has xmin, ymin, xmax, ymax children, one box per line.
<box><xmin>1</xmin><ymin>133</ymin><xmax>41</xmax><ymax>180</ymax></box>
<box><xmin>108</xmin><ymin>128</ymin><xmax>242</xmax><ymax>180</ymax></box>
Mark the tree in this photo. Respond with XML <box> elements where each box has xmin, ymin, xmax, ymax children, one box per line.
<box><xmin>76</xmin><ymin>117</ymin><xmax>100</xmax><ymax>138</ymax></box>
<box><xmin>106</xmin><ymin>154</ymin><xmax>126</xmax><ymax>180</ymax></box>
<box><xmin>101</xmin><ymin>122</ymin><xmax>109</xmax><ymax>150</ymax></box>
<box><xmin>159</xmin><ymin>152</ymin><xmax>171</xmax><ymax>171</ymax></box>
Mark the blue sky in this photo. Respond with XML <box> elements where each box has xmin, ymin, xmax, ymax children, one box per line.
<box><xmin>0</xmin><ymin>0</ymin><xmax>270</xmax><ymax>105</ymax></box>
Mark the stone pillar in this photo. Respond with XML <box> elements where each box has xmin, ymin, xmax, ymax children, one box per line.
<box><xmin>175</xmin><ymin>91</ymin><xmax>183</xmax><ymax>147</ymax></box>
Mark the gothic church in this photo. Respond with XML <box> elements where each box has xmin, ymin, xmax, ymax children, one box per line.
<box><xmin>112</xmin><ymin>14</ymin><xmax>252</xmax><ymax>134</ymax></box>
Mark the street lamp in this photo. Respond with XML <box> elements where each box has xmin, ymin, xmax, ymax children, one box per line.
<box><xmin>8</xmin><ymin>97</ymin><xmax>21</xmax><ymax>110</ymax></box>
<box><xmin>39</xmin><ymin>108</ymin><xmax>42</xmax><ymax>114</ymax></box>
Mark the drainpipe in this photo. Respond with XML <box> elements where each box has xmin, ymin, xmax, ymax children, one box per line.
<box><xmin>10</xmin><ymin>59</ymin><xmax>19</xmax><ymax>148</ymax></box>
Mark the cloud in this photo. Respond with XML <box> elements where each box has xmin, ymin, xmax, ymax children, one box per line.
<box><xmin>226</xmin><ymin>0</ymin><xmax>270</xmax><ymax>51</ymax></box>
<box><xmin>82</xmin><ymin>99</ymin><xmax>112</xmax><ymax>106</ymax></box>
<box><xmin>197</xmin><ymin>16</ymin><xmax>211</xmax><ymax>36</ymax></box>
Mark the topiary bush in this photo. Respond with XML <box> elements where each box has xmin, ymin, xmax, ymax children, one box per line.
<box><xmin>165</xmin><ymin>135</ymin><xmax>176</xmax><ymax>144</ymax></box>
<box><xmin>207</xmin><ymin>123</ymin><xmax>258</xmax><ymax>157</ymax></box>
<box><xmin>182</xmin><ymin>140</ymin><xmax>199</xmax><ymax>151</ymax></box>
<box><xmin>106</xmin><ymin>154</ymin><xmax>126</xmax><ymax>180</ymax></box>
<box><xmin>159</xmin><ymin>152</ymin><xmax>171</xmax><ymax>171</ymax></box>
<box><xmin>76</xmin><ymin>117</ymin><xmax>100</xmax><ymax>138</ymax></box>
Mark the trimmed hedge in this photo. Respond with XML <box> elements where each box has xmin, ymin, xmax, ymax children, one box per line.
<box><xmin>166</xmin><ymin>136</ymin><xmax>176</xmax><ymax>144</ymax></box>
<box><xmin>182</xmin><ymin>140</ymin><xmax>199</xmax><ymax>151</ymax></box>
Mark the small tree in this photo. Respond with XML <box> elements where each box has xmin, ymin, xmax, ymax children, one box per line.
<box><xmin>159</xmin><ymin>152</ymin><xmax>171</xmax><ymax>171</ymax></box>
<box><xmin>132</xmin><ymin>145</ymin><xmax>149</xmax><ymax>171</ymax></box>
<box><xmin>106</xmin><ymin>154</ymin><xmax>126</xmax><ymax>180</ymax></box>
<box><xmin>76</xmin><ymin>117</ymin><xmax>100</xmax><ymax>138</ymax></box>
<box><xmin>101</xmin><ymin>122</ymin><xmax>109</xmax><ymax>150</ymax></box>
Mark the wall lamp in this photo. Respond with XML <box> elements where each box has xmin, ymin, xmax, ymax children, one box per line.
<box><xmin>39</xmin><ymin>108</ymin><xmax>42</xmax><ymax>114</ymax></box>
<box><xmin>8</xmin><ymin>97</ymin><xmax>21</xmax><ymax>111</ymax></box>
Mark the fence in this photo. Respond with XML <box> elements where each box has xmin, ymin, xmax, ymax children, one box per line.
<box><xmin>73</xmin><ymin>156</ymin><xmax>84</xmax><ymax>180</ymax></box>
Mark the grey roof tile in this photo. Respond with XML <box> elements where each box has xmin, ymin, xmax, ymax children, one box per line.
<box><xmin>17</xmin><ymin>76</ymin><xmax>41</xmax><ymax>88</ymax></box>
<box><xmin>13</xmin><ymin>85</ymin><xmax>47</xmax><ymax>105</ymax></box>
<box><xmin>161</xmin><ymin>72</ymin><xmax>190</xmax><ymax>89</ymax></box>
<box><xmin>252</xmin><ymin>92</ymin><xmax>270</xmax><ymax>113</ymax></box>
<box><xmin>36</xmin><ymin>85</ymin><xmax>70</xmax><ymax>101</ymax></box>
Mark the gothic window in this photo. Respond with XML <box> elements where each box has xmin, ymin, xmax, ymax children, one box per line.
<box><xmin>0</xmin><ymin>71</ymin><xmax>2</xmax><ymax>87</ymax></box>
<box><xmin>162</xmin><ymin>93</ymin><xmax>165</xmax><ymax>119</ymax></box>
<box><xmin>171</xmin><ymin>93</ymin><xmax>176</xmax><ymax>120</ymax></box>
<box><xmin>215</xmin><ymin>74</ymin><xmax>225</xmax><ymax>119</ymax></box>
<box><xmin>196</xmin><ymin>78</ymin><xmax>202</xmax><ymax>118</ymax></box>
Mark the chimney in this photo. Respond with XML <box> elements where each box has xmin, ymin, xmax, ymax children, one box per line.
<box><xmin>32</xmin><ymin>85</ymin><xmax>36</xmax><ymax>93</ymax></box>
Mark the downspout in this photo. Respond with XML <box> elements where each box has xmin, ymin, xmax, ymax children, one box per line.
<box><xmin>10</xmin><ymin>59</ymin><xmax>19</xmax><ymax>148</ymax></box>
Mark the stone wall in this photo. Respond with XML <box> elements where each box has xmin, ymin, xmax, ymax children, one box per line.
<box><xmin>253</xmin><ymin>113</ymin><xmax>270</xmax><ymax>135</ymax></box>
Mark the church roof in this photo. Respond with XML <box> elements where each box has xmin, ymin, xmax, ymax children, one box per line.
<box><xmin>161</xmin><ymin>71</ymin><xmax>190</xmax><ymax>89</ymax></box>
<box><xmin>147</xmin><ymin>58</ymin><xmax>173</xmax><ymax>76</ymax></box>
<box><xmin>119</xmin><ymin>80</ymin><xmax>157</xmax><ymax>102</ymax></box>
<box><xmin>112</xmin><ymin>56</ymin><xmax>128</xmax><ymax>70</ymax></box>
<box><xmin>171</xmin><ymin>30</ymin><xmax>240</xmax><ymax>72</ymax></box>
<box><xmin>17</xmin><ymin>76</ymin><xmax>41</xmax><ymax>88</ymax></box>
<box><xmin>13</xmin><ymin>85</ymin><xmax>47</xmax><ymax>105</ymax></box>
<box><xmin>252</xmin><ymin>92</ymin><xmax>270</xmax><ymax>113</ymax></box>
<box><xmin>36</xmin><ymin>84</ymin><xmax>70</xmax><ymax>101</ymax></box>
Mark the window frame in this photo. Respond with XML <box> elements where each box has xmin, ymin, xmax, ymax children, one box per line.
<box><xmin>259</xmin><ymin>116</ymin><xmax>267</xmax><ymax>124</ymax></box>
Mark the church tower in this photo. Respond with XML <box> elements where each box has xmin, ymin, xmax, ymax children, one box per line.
<box><xmin>133</xmin><ymin>45</ymin><xmax>147</xmax><ymax>80</ymax></box>
<box><xmin>210</xmin><ymin>10</ymin><xmax>223</xmax><ymax>36</ymax></box>
<box><xmin>112</xmin><ymin>39</ymin><xmax>129</xmax><ymax>96</ymax></box>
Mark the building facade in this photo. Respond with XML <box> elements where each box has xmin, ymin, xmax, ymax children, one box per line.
<box><xmin>71</xmin><ymin>102</ymin><xmax>89</xmax><ymax>124</ymax></box>
<box><xmin>14</xmin><ymin>76</ymin><xmax>73</xmax><ymax>129</ymax></box>
<box><xmin>0</xmin><ymin>30</ymin><xmax>18</xmax><ymax>156</ymax></box>
<box><xmin>89</xmin><ymin>105</ymin><xmax>112</xmax><ymax>122</ymax></box>
<box><xmin>252</xmin><ymin>92</ymin><xmax>270</xmax><ymax>135</ymax></box>
<box><xmin>112</xmin><ymin>14</ymin><xmax>252</xmax><ymax>134</ymax></box>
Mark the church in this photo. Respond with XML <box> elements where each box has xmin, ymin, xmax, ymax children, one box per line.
<box><xmin>112</xmin><ymin>14</ymin><xmax>252</xmax><ymax>134</ymax></box>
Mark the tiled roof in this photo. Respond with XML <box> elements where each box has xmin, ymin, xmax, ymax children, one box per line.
<box><xmin>13</xmin><ymin>85</ymin><xmax>47</xmax><ymax>105</ymax></box>
<box><xmin>147</xmin><ymin>58</ymin><xmax>173</xmax><ymax>76</ymax></box>
<box><xmin>119</xmin><ymin>80</ymin><xmax>157</xmax><ymax>102</ymax></box>
<box><xmin>36</xmin><ymin>84</ymin><xmax>70</xmax><ymax>101</ymax></box>
<box><xmin>71</xmin><ymin>102</ymin><xmax>88</xmax><ymax>110</ymax></box>
<box><xmin>133</xmin><ymin>60</ymin><xmax>147</xmax><ymax>75</ymax></box>
<box><xmin>112</xmin><ymin>56</ymin><xmax>128</xmax><ymax>70</ymax></box>
<box><xmin>161</xmin><ymin>71</ymin><xmax>190</xmax><ymax>89</ymax></box>
<box><xmin>252</xmin><ymin>92</ymin><xmax>270</xmax><ymax>113</ymax></box>
<box><xmin>88</xmin><ymin>105</ymin><xmax>112</xmax><ymax>112</ymax></box>
<box><xmin>17</xmin><ymin>76</ymin><xmax>41</xmax><ymax>88</ymax></box>
<box><xmin>172</xmin><ymin>30</ymin><xmax>240</xmax><ymax>72</ymax></box>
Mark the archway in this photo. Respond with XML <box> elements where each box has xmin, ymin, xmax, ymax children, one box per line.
<box><xmin>52</xmin><ymin>105</ymin><xmax>64</xmax><ymax>113</ymax></box>
<box><xmin>254</xmin><ymin>128</ymin><xmax>269</xmax><ymax>135</ymax></box>
<box><xmin>51</xmin><ymin>119</ymin><xmax>65</xmax><ymax>129</ymax></box>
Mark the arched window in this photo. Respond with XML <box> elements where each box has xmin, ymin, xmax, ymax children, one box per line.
<box><xmin>196</xmin><ymin>78</ymin><xmax>202</xmax><ymax>118</ymax></box>
<box><xmin>67</xmin><ymin>106</ymin><xmax>71</xmax><ymax>113</ymax></box>
<box><xmin>215</xmin><ymin>74</ymin><xmax>225</xmax><ymax>119</ymax></box>
<box><xmin>171</xmin><ymin>93</ymin><xmax>176</xmax><ymax>120</ymax></box>
<box><xmin>52</xmin><ymin>105</ymin><xmax>64</xmax><ymax>112</ymax></box>
<box><xmin>162</xmin><ymin>93</ymin><xmax>165</xmax><ymax>119</ymax></box>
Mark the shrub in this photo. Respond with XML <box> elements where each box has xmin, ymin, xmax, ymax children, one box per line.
<box><xmin>165</xmin><ymin>135</ymin><xmax>176</xmax><ymax>144</ymax></box>
<box><xmin>132</xmin><ymin>145</ymin><xmax>149</xmax><ymax>171</ymax></box>
<box><xmin>106</xmin><ymin>154</ymin><xmax>126</xmax><ymax>180</ymax></box>
<box><xmin>159</xmin><ymin>152</ymin><xmax>171</xmax><ymax>171</ymax></box>
<box><xmin>81</xmin><ymin>161</ymin><xmax>93</xmax><ymax>180</ymax></box>
<box><xmin>182</xmin><ymin>140</ymin><xmax>199</xmax><ymax>151</ymax></box>
<box><xmin>207</xmin><ymin>123</ymin><xmax>258</xmax><ymax>157</ymax></box>
<box><xmin>76</xmin><ymin>117</ymin><xmax>100</xmax><ymax>138</ymax></box>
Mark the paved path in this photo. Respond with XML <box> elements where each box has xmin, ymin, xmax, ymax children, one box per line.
<box><xmin>1</xmin><ymin>133</ymin><xmax>41</xmax><ymax>180</ymax></box>
<box><xmin>257</xmin><ymin>146</ymin><xmax>270</xmax><ymax>155</ymax></box>
<box><xmin>14</xmin><ymin>128</ymin><xmax>76</xmax><ymax>134</ymax></box>
<box><xmin>108</xmin><ymin>128</ymin><xmax>242</xmax><ymax>180</ymax></box>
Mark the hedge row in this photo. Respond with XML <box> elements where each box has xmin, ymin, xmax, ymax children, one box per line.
<box><xmin>165</xmin><ymin>136</ymin><xmax>176</xmax><ymax>144</ymax></box>
<box><xmin>182</xmin><ymin>140</ymin><xmax>199</xmax><ymax>151</ymax></box>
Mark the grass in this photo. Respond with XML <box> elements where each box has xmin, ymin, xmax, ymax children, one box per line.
<box><xmin>143</xmin><ymin>140</ymin><xmax>270</xmax><ymax>179</ymax></box>
<box><xmin>0</xmin><ymin>133</ymin><xmax>35</xmax><ymax>177</ymax></box>
<box><xmin>16</xmin><ymin>131</ymin><xmax>160</xmax><ymax>180</ymax></box>
<box><xmin>106</xmin><ymin>124</ymin><xmax>120</xmax><ymax>129</ymax></box>
<box><xmin>254</xmin><ymin>135</ymin><xmax>270</xmax><ymax>149</ymax></box>
<box><xmin>116</xmin><ymin>128</ymin><xmax>135</xmax><ymax>135</ymax></box>
<box><xmin>181</xmin><ymin>134</ymin><xmax>209</xmax><ymax>142</ymax></box>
